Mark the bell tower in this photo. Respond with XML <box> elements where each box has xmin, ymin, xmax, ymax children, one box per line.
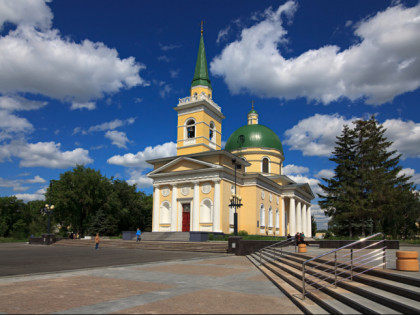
<box><xmin>174</xmin><ymin>23</ymin><xmax>224</xmax><ymax>156</ymax></box>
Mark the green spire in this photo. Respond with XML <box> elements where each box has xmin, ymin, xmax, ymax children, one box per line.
<box><xmin>191</xmin><ymin>31</ymin><xmax>212</xmax><ymax>90</ymax></box>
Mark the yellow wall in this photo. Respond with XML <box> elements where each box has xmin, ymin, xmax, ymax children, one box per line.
<box><xmin>164</xmin><ymin>160</ymin><xmax>203</xmax><ymax>173</ymax></box>
<box><xmin>190</xmin><ymin>86</ymin><xmax>212</xmax><ymax>98</ymax></box>
<box><xmin>176</xmin><ymin>106</ymin><xmax>222</xmax><ymax>156</ymax></box>
<box><xmin>231</xmin><ymin>148</ymin><xmax>283</xmax><ymax>175</ymax></box>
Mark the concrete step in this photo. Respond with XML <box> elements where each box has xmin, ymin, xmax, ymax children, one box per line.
<box><xmin>54</xmin><ymin>239</ymin><xmax>228</xmax><ymax>253</ymax></box>
<box><xmin>246</xmin><ymin>254</ymin><xmax>327</xmax><ymax>315</ymax></box>
<box><xmin>267</xmin><ymin>248</ymin><xmax>420</xmax><ymax>302</ymax></box>
<box><xmin>249</xmin><ymin>253</ymin><xmax>364</xmax><ymax>314</ymax></box>
<box><xmin>282</xmin><ymin>249</ymin><xmax>420</xmax><ymax>288</ymax></box>
<box><xmin>140</xmin><ymin>232</ymin><xmax>190</xmax><ymax>241</ymax></box>
<box><xmin>256</xmin><ymin>248</ymin><xmax>420</xmax><ymax>314</ymax></box>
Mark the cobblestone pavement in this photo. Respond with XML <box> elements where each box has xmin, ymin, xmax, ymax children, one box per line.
<box><xmin>0</xmin><ymin>243</ymin><xmax>302</xmax><ymax>314</ymax></box>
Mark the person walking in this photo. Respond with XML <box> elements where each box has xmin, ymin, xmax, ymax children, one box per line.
<box><xmin>95</xmin><ymin>233</ymin><xmax>100</xmax><ymax>250</ymax></box>
<box><xmin>136</xmin><ymin>228</ymin><xmax>141</xmax><ymax>242</ymax></box>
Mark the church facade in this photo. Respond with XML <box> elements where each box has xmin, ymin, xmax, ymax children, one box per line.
<box><xmin>147</xmin><ymin>30</ymin><xmax>314</xmax><ymax>237</ymax></box>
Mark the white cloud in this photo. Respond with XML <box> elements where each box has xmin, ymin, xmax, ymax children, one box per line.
<box><xmin>383</xmin><ymin>119</ymin><xmax>420</xmax><ymax>159</ymax></box>
<box><xmin>170</xmin><ymin>69</ymin><xmax>180</xmax><ymax>78</ymax></box>
<box><xmin>211</xmin><ymin>2</ymin><xmax>420</xmax><ymax>105</ymax></box>
<box><xmin>0</xmin><ymin>96</ymin><xmax>48</xmax><ymax>140</ymax></box>
<box><xmin>315</xmin><ymin>169</ymin><xmax>335</xmax><ymax>180</ymax></box>
<box><xmin>284</xmin><ymin>114</ymin><xmax>354</xmax><ymax>156</ymax></box>
<box><xmin>283</xmin><ymin>164</ymin><xmax>309</xmax><ymax>175</ymax></box>
<box><xmin>0</xmin><ymin>175</ymin><xmax>46</xmax><ymax>192</ymax></box>
<box><xmin>287</xmin><ymin>174</ymin><xmax>322</xmax><ymax>197</ymax></box>
<box><xmin>15</xmin><ymin>188</ymin><xmax>46</xmax><ymax>202</ymax></box>
<box><xmin>0</xmin><ymin>140</ymin><xmax>93</xmax><ymax>168</ymax></box>
<box><xmin>399</xmin><ymin>168</ymin><xmax>420</xmax><ymax>185</ymax></box>
<box><xmin>159</xmin><ymin>43</ymin><xmax>181</xmax><ymax>51</ymax></box>
<box><xmin>126</xmin><ymin>170</ymin><xmax>154</xmax><ymax>188</ymax></box>
<box><xmin>108</xmin><ymin>141</ymin><xmax>176</xmax><ymax>169</ymax></box>
<box><xmin>284</xmin><ymin>114</ymin><xmax>420</xmax><ymax>159</ymax></box>
<box><xmin>311</xmin><ymin>204</ymin><xmax>329</xmax><ymax>230</ymax></box>
<box><xmin>71</xmin><ymin>102</ymin><xmax>96</xmax><ymax>111</ymax></box>
<box><xmin>0</xmin><ymin>0</ymin><xmax>52</xmax><ymax>31</ymax></box>
<box><xmin>216</xmin><ymin>25</ymin><xmax>231</xmax><ymax>44</ymax></box>
<box><xmin>105</xmin><ymin>130</ymin><xmax>129</xmax><ymax>149</ymax></box>
<box><xmin>73</xmin><ymin>118</ymin><xmax>136</xmax><ymax>135</ymax></box>
<box><xmin>157</xmin><ymin>55</ymin><xmax>170</xmax><ymax>62</ymax></box>
<box><xmin>160</xmin><ymin>84</ymin><xmax>172</xmax><ymax>98</ymax></box>
<box><xmin>0</xmin><ymin>110</ymin><xmax>33</xmax><ymax>140</ymax></box>
<box><xmin>0</xmin><ymin>1</ymin><xmax>146</xmax><ymax>106</ymax></box>
<box><xmin>0</xmin><ymin>95</ymin><xmax>47</xmax><ymax>111</ymax></box>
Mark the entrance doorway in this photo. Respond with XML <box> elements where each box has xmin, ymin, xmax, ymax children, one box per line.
<box><xmin>182</xmin><ymin>203</ymin><xmax>191</xmax><ymax>232</ymax></box>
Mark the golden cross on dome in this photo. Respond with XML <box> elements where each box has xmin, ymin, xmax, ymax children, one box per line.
<box><xmin>251</xmin><ymin>100</ymin><xmax>255</xmax><ymax>110</ymax></box>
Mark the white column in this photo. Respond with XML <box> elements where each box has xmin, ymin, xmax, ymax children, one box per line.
<box><xmin>296</xmin><ymin>200</ymin><xmax>302</xmax><ymax>234</ymax></box>
<box><xmin>302</xmin><ymin>203</ymin><xmax>307</xmax><ymax>237</ymax></box>
<box><xmin>213</xmin><ymin>179</ymin><xmax>221</xmax><ymax>232</ymax></box>
<box><xmin>152</xmin><ymin>185</ymin><xmax>160</xmax><ymax>232</ymax></box>
<box><xmin>307</xmin><ymin>206</ymin><xmax>312</xmax><ymax>237</ymax></box>
<box><xmin>193</xmin><ymin>181</ymin><xmax>200</xmax><ymax>231</ymax></box>
<box><xmin>289</xmin><ymin>197</ymin><xmax>296</xmax><ymax>235</ymax></box>
<box><xmin>281</xmin><ymin>198</ymin><xmax>286</xmax><ymax>236</ymax></box>
<box><xmin>171</xmin><ymin>184</ymin><xmax>177</xmax><ymax>231</ymax></box>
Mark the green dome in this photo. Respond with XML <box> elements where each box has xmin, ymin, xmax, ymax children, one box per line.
<box><xmin>225</xmin><ymin>124</ymin><xmax>283</xmax><ymax>153</ymax></box>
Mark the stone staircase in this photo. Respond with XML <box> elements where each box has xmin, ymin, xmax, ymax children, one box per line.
<box><xmin>247</xmin><ymin>247</ymin><xmax>420</xmax><ymax>314</ymax></box>
<box><xmin>54</xmin><ymin>238</ymin><xmax>228</xmax><ymax>253</ymax></box>
<box><xmin>140</xmin><ymin>232</ymin><xmax>190</xmax><ymax>241</ymax></box>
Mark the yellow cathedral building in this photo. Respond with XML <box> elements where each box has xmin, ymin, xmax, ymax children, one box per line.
<box><xmin>147</xmin><ymin>29</ymin><xmax>314</xmax><ymax>237</ymax></box>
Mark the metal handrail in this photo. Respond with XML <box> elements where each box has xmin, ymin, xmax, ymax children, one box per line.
<box><xmin>259</xmin><ymin>237</ymin><xmax>296</xmax><ymax>265</ymax></box>
<box><xmin>301</xmin><ymin>233</ymin><xmax>386</xmax><ymax>299</ymax></box>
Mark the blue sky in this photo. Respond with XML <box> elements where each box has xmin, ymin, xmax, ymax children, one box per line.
<box><xmin>1</xmin><ymin>0</ymin><xmax>419</xmax><ymax>229</ymax></box>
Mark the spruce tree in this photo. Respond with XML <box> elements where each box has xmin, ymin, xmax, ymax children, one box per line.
<box><xmin>319</xmin><ymin>116</ymin><xmax>419</xmax><ymax>238</ymax></box>
<box><xmin>318</xmin><ymin>125</ymin><xmax>358</xmax><ymax>236</ymax></box>
<box><xmin>353</xmin><ymin>116</ymin><xmax>415</xmax><ymax>237</ymax></box>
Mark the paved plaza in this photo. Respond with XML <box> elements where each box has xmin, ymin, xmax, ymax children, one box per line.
<box><xmin>0</xmin><ymin>243</ymin><xmax>302</xmax><ymax>314</ymax></box>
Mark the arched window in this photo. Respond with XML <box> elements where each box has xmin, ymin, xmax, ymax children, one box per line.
<box><xmin>186</xmin><ymin>119</ymin><xmax>195</xmax><ymax>139</ymax></box>
<box><xmin>268</xmin><ymin>206</ymin><xmax>273</xmax><ymax>228</ymax></box>
<box><xmin>260</xmin><ymin>204</ymin><xmax>265</xmax><ymax>227</ymax></box>
<box><xmin>209</xmin><ymin>121</ymin><xmax>215</xmax><ymax>142</ymax></box>
<box><xmin>275</xmin><ymin>209</ymin><xmax>279</xmax><ymax>229</ymax></box>
<box><xmin>262</xmin><ymin>157</ymin><xmax>269</xmax><ymax>173</ymax></box>
<box><xmin>200</xmin><ymin>199</ymin><xmax>213</xmax><ymax>223</ymax></box>
<box><xmin>160</xmin><ymin>201</ymin><xmax>171</xmax><ymax>224</ymax></box>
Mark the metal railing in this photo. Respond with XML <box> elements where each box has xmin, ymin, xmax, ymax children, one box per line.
<box><xmin>259</xmin><ymin>237</ymin><xmax>297</xmax><ymax>265</ymax></box>
<box><xmin>301</xmin><ymin>233</ymin><xmax>386</xmax><ymax>299</ymax></box>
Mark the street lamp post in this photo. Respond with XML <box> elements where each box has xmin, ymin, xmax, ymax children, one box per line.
<box><xmin>41</xmin><ymin>204</ymin><xmax>54</xmax><ymax>234</ymax></box>
<box><xmin>229</xmin><ymin>160</ymin><xmax>243</xmax><ymax>236</ymax></box>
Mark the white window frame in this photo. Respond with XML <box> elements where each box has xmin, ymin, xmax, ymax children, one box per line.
<box><xmin>260</xmin><ymin>204</ymin><xmax>265</xmax><ymax>227</ymax></box>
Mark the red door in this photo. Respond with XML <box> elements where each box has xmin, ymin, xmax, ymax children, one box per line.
<box><xmin>182</xmin><ymin>203</ymin><xmax>190</xmax><ymax>232</ymax></box>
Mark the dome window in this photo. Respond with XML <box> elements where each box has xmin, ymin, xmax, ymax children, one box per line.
<box><xmin>262</xmin><ymin>157</ymin><xmax>269</xmax><ymax>173</ymax></box>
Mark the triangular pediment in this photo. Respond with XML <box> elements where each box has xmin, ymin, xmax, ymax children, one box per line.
<box><xmin>148</xmin><ymin>156</ymin><xmax>222</xmax><ymax>176</ymax></box>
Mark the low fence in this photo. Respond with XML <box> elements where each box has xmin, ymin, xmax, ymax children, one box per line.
<box><xmin>228</xmin><ymin>237</ymin><xmax>399</xmax><ymax>255</ymax></box>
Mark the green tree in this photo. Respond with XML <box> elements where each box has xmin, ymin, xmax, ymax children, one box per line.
<box><xmin>88</xmin><ymin>209</ymin><xmax>118</xmax><ymax>235</ymax></box>
<box><xmin>319</xmin><ymin>125</ymin><xmax>358</xmax><ymax>237</ymax></box>
<box><xmin>45</xmin><ymin>165</ymin><xmax>153</xmax><ymax>236</ymax></box>
<box><xmin>46</xmin><ymin>165</ymin><xmax>113</xmax><ymax>236</ymax></box>
<box><xmin>0</xmin><ymin>196</ymin><xmax>27</xmax><ymax>237</ymax></box>
<box><xmin>27</xmin><ymin>200</ymin><xmax>49</xmax><ymax>236</ymax></box>
<box><xmin>319</xmin><ymin>116</ymin><xmax>419</xmax><ymax>238</ymax></box>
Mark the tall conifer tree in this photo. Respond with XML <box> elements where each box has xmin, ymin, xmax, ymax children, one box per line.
<box><xmin>319</xmin><ymin>125</ymin><xmax>358</xmax><ymax>236</ymax></box>
<box><xmin>319</xmin><ymin>116</ymin><xmax>419</xmax><ymax>238</ymax></box>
